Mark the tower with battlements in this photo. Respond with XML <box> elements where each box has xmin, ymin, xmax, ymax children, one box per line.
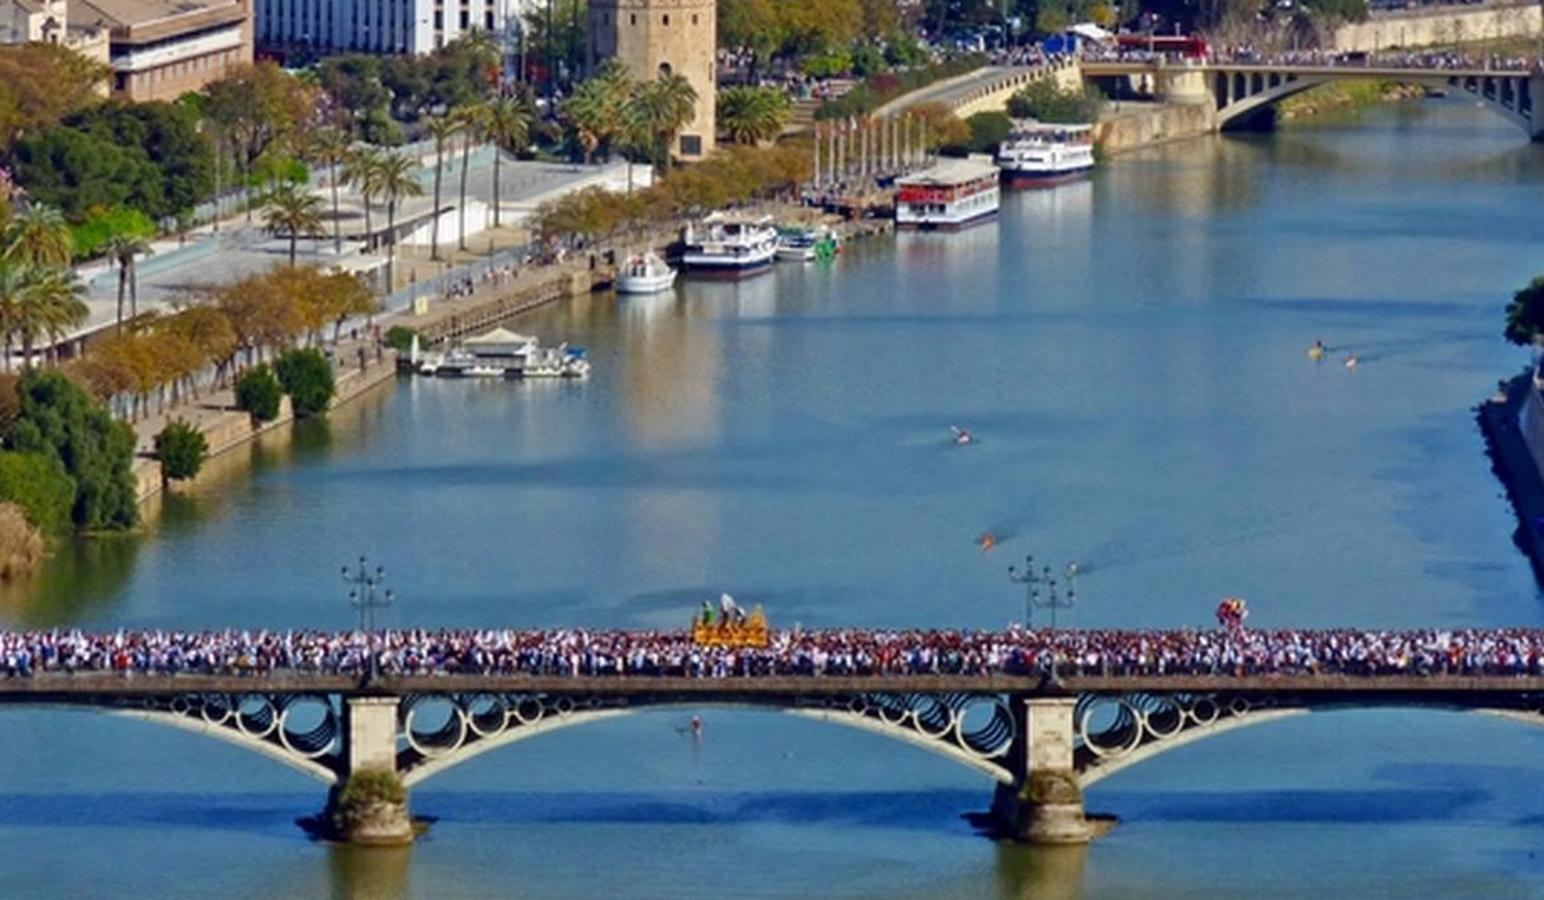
<box><xmin>587</xmin><ymin>0</ymin><xmax>715</xmax><ymax>161</ymax></box>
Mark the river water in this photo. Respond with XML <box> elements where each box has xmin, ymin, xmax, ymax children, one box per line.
<box><xmin>4</xmin><ymin>100</ymin><xmax>1544</xmax><ymax>898</ymax></box>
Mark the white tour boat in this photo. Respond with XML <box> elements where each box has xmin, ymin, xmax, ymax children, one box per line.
<box><xmin>681</xmin><ymin>214</ymin><xmax>778</xmax><ymax>278</ymax></box>
<box><xmin>414</xmin><ymin>328</ymin><xmax>589</xmax><ymax>379</ymax></box>
<box><xmin>894</xmin><ymin>157</ymin><xmax>1001</xmax><ymax>230</ymax></box>
<box><xmin>996</xmin><ymin>122</ymin><xmax>1095</xmax><ymax>187</ymax></box>
<box><xmin>616</xmin><ymin>251</ymin><xmax>678</xmax><ymax>294</ymax></box>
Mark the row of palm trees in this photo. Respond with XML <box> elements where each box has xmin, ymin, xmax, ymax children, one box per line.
<box><xmin>565</xmin><ymin>63</ymin><xmax>699</xmax><ymax>179</ymax></box>
<box><xmin>0</xmin><ymin>204</ymin><xmax>88</xmax><ymax>370</ymax></box>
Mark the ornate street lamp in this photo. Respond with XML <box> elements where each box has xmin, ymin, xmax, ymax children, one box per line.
<box><xmin>1008</xmin><ymin>554</ymin><xmax>1079</xmax><ymax>629</ymax></box>
<box><xmin>343</xmin><ymin>555</ymin><xmax>394</xmax><ymax>680</ymax></box>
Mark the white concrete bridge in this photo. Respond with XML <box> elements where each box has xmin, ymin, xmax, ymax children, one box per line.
<box><xmin>15</xmin><ymin>673</ymin><xmax>1544</xmax><ymax>844</ymax></box>
<box><xmin>1084</xmin><ymin>59</ymin><xmax>1542</xmax><ymax>138</ymax></box>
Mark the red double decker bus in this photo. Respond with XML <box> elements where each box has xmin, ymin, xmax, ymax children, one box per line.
<box><xmin>1115</xmin><ymin>34</ymin><xmax>1210</xmax><ymax>58</ymax></box>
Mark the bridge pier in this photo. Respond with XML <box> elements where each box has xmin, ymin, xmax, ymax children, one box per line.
<box><xmin>322</xmin><ymin>695</ymin><xmax>414</xmax><ymax>845</ymax></box>
<box><xmin>994</xmin><ymin>697</ymin><xmax>1092</xmax><ymax>844</ymax></box>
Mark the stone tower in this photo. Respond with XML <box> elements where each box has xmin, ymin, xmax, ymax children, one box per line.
<box><xmin>587</xmin><ymin>0</ymin><xmax>715</xmax><ymax>161</ymax></box>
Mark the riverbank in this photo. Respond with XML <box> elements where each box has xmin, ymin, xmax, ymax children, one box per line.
<box><xmin>1478</xmin><ymin>370</ymin><xmax>1544</xmax><ymax>588</ymax></box>
<box><xmin>130</xmin><ymin>343</ymin><xmax>398</xmax><ymax>504</ymax></box>
<box><xmin>1279</xmin><ymin>81</ymin><xmax>1425</xmax><ymax>122</ymax></box>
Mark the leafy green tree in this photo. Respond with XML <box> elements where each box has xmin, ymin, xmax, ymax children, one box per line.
<box><xmin>154</xmin><ymin>418</ymin><xmax>209</xmax><ymax>484</ymax></box>
<box><xmin>1504</xmin><ymin>276</ymin><xmax>1544</xmax><ymax>347</ymax></box>
<box><xmin>383</xmin><ymin>325</ymin><xmax>419</xmax><ymax>353</ymax></box>
<box><xmin>0</xmin><ymin>449</ymin><xmax>73</xmax><ymax>534</ymax></box>
<box><xmin>962</xmin><ymin>111</ymin><xmax>1014</xmax><ymax>154</ymax></box>
<box><xmin>1007</xmin><ymin>81</ymin><xmax>1103</xmax><ymax>124</ymax></box>
<box><xmin>9</xmin><ymin>127</ymin><xmax>160</xmax><ymax>221</ymax></box>
<box><xmin>4</xmin><ymin>369</ymin><xmax>137</xmax><ymax>531</ymax></box>
<box><xmin>274</xmin><ymin>347</ymin><xmax>336</xmax><ymax>417</ymax></box>
<box><xmin>234</xmin><ymin>365</ymin><xmax>283</xmax><ymax>424</ymax></box>
<box><xmin>68</xmin><ymin>101</ymin><xmax>214</xmax><ymax>218</ymax></box>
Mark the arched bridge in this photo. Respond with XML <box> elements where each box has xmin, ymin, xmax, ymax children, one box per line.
<box><xmin>15</xmin><ymin>673</ymin><xmax>1544</xmax><ymax>843</ymax></box>
<box><xmin>1083</xmin><ymin>60</ymin><xmax>1544</xmax><ymax>139</ymax></box>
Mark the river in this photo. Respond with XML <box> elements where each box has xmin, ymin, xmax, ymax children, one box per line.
<box><xmin>3</xmin><ymin>99</ymin><xmax>1544</xmax><ymax>898</ymax></box>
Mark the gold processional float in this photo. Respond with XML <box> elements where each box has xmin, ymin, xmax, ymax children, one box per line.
<box><xmin>692</xmin><ymin>595</ymin><xmax>770</xmax><ymax>648</ymax></box>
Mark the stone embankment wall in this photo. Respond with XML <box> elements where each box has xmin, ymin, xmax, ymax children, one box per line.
<box><xmin>1479</xmin><ymin>373</ymin><xmax>1544</xmax><ymax>587</ymax></box>
<box><xmin>1095</xmin><ymin>102</ymin><xmax>1218</xmax><ymax>155</ymax></box>
<box><xmin>133</xmin><ymin>349</ymin><xmax>399</xmax><ymax>502</ymax></box>
<box><xmin>1331</xmin><ymin>0</ymin><xmax>1542</xmax><ymax>51</ymax></box>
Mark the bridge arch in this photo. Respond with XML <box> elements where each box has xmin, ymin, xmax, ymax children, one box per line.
<box><xmin>1211</xmin><ymin>70</ymin><xmax>1539</xmax><ymax>138</ymax></box>
<box><xmin>395</xmin><ymin>692</ymin><xmax>1020</xmax><ymax>788</ymax></box>
<box><xmin>1072</xmin><ymin>694</ymin><xmax>1544</xmax><ymax>788</ymax></box>
<box><xmin>4</xmin><ymin>696</ymin><xmax>345</xmax><ymax>786</ymax></box>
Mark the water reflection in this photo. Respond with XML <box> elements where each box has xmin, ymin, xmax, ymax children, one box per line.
<box><xmin>0</xmin><ymin>534</ymin><xmax>140</xmax><ymax>625</ymax></box>
<box><xmin>993</xmin><ymin>843</ymin><xmax>1088</xmax><ymax>900</ymax></box>
<box><xmin>328</xmin><ymin>845</ymin><xmax>413</xmax><ymax>900</ymax></box>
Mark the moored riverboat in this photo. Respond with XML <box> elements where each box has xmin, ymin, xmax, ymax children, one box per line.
<box><xmin>413</xmin><ymin>328</ymin><xmax>590</xmax><ymax>378</ymax></box>
<box><xmin>894</xmin><ymin>157</ymin><xmax>1001</xmax><ymax>230</ymax></box>
<box><xmin>996</xmin><ymin>122</ymin><xmax>1095</xmax><ymax>187</ymax></box>
<box><xmin>616</xmin><ymin>251</ymin><xmax>678</xmax><ymax>294</ymax></box>
<box><xmin>682</xmin><ymin>214</ymin><xmax>778</xmax><ymax>279</ymax></box>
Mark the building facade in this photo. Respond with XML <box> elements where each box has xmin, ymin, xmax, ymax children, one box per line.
<box><xmin>0</xmin><ymin>0</ymin><xmax>110</xmax><ymax>73</ymax></box>
<box><xmin>587</xmin><ymin>0</ymin><xmax>714</xmax><ymax>160</ymax></box>
<box><xmin>254</xmin><ymin>0</ymin><xmax>521</xmax><ymax>56</ymax></box>
<box><xmin>75</xmin><ymin>0</ymin><xmax>253</xmax><ymax>102</ymax></box>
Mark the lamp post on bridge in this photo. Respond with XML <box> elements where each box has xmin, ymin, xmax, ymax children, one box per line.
<box><xmin>1008</xmin><ymin>554</ymin><xmax>1079</xmax><ymax>629</ymax></box>
<box><xmin>343</xmin><ymin>555</ymin><xmax>394</xmax><ymax>680</ymax></box>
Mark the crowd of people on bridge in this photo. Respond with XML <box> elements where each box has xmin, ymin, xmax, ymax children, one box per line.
<box><xmin>1080</xmin><ymin>43</ymin><xmax>1541</xmax><ymax>73</ymax></box>
<box><xmin>4</xmin><ymin>626</ymin><xmax>1544</xmax><ymax>680</ymax></box>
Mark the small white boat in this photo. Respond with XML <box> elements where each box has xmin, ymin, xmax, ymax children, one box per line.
<box><xmin>776</xmin><ymin>227</ymin><xmax>840</xmax><ymax>262</ymax></box>
<box><xmin>616</xmin><ymin>251</ymin><xmax>677</xmax><ymax>294</ymax></box>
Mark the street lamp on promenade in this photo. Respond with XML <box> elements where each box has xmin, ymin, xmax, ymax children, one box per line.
<box><xmin>1008</xmin><ymin>554</ymin><xmax>1079</xmax><ymax>629</ymax></box>
<box><xmin>343</xmin><ymin>555</ymin><xmax>393</xmax><ymax>680</ymax></box>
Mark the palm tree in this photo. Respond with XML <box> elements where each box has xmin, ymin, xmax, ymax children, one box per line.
<box><xmin>0</xmin><ymin>261</ymin><xmax>28</xmax><ymax>372</ymax></box>
<box><xmin>261</xmin><ymin>184</ymin><xmax>326</xmax><ymax>266</ymax></box>
<box><xmin>342</xmin><ymin>145</ymin><xmax>384</xmax><ymax>250</ymax></box>
<box><xmin>425</xmin><ymin>113</ymin><xmax>460</xmax><ymax>261</ymax></box>
<box><xmin>631</xmin><ymin>72</ymin><xmax>698</xmax><ymax>176</ymax></box>
<box><xmin>2</xmin><ymin>264</ymin><xmax>85</xmax><ymax>368</ymax></box>
<box><xmin>718</xmin><ymin>86</ymin><xmax>792</xmax><ymax>145</ymax></box>
<box><xmin>314</xmin><ymin>128</ymin><xmax>352</xmax><ymax>254</ymax></box>
<box><xmin>2</xmin><ymin>204</ymin><xmax>74</xmax><ymax>267</ymax></box>
<box><xmin>29</xmin><ymin>266</ymin><xmax>87</xmax><ymax>365</ymax></box>
<box><xmin>484</xmin><ymin>95</ymin><xmax>530</xmax><ymax>229</ymax></box>
<box><xmin>101</xmin><ymin>233</ymin><xmax>153</xmax><ymax>331</ymax></box>
<box><xmin>452</xmin><ymin>104</ymin><xmax>483</xmax><ymax>252</ymax></box>
<box><xmin>566</xmin><ymin>69</ymin><xmax>627</xmax><ymax>164</ymax></box>
<box><xmin>373</xmin><ymin>154</ymin><xmax>424</xmax><ymax>289</ymax></box>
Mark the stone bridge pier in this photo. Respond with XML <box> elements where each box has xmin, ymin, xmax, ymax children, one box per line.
<box><xmin>992</xmin><ymin>698</ymin><xmax>1092</xmax><ymax>844</ymax></box>
<box><xmin>327</xmin><ymin>695</ymin><xmax>414</xmax><ymax>844</ymax></box>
